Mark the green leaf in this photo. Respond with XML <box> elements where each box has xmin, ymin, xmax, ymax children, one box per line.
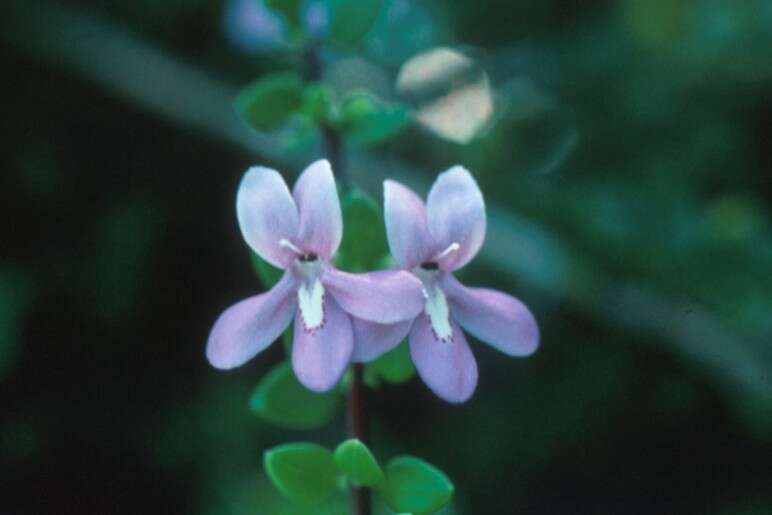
<box><xmin>265</xmin><ymin>0</ymin><xmax>302</xmax><ymax>27</ymax></box>
<box><xmin>250</xmin><ymin>362</ymin><xmax>340</xmax><ymax>429</ymax></box>
<box><xmin>325</xmin><ymin>0</ymin><xmax>384</xmax><ymax>49</ymax></box>
<box><xmin>337</xmin><ymin>190</ymin><xmax>388</xmax><ymax>271</ymax></box>
<box><xmin>333</xmin><ymin>439</ymin><xmax>384</xmax><ymax>486</ymax></box>
<box><xmin>264</xmin><ymin>442</ymin><xmax>338</xmax><ymax>504</ymax></box>
<box><xmin>340</xmin><ymin>93</ymin><xmax>378</xmax><ymax>124</ymax></box>
<box><xmin>367</xmin><ymin>341</ymin><xmax>415</xmax><ymax>384</ymax></box>
<box><xmin>234</xmin><ymin>73</ymin><xmax>303</xmax><ymax>131</ymax></box>
<box><xmin>340</xmin><ymin>92</ymin><xmax>411</xmax><ymax>145</ymax></box>
<box><xmin>381</xmin><ymin>456</ymin><xmax>454</xmax><ymax>515</ymax></box>
<box><xmin>277</xmin><ymin>114</ymin><xmax>318</xmax><ymax>154</ymax></box>
<box><xmin>352</xmin><ymin>106</ymin><xmax>411</xmax><ymax>145</ymax></box>
<box><xmin>300</xmin><ymin>83</ymin><xmax>335</xmax><ymax>123</ymax></box>
<box><xmin>250</xmin><ymin>252</ymin><xmax>284</xmax><ymax>287</ymax></box>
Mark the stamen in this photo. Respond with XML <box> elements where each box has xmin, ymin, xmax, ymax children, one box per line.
<box><xmin>435</xmin><ymin>242</ymin><xmax>460</xmax><ymax>261</ymax></box>
<box><xmin>420</xmin><ymin>261</ymin><xmax>439</xmax><ymax>271</ymax></box>
<box><xmin>279</xmin><ymin>238</ymin><xmax>303</xmax><ymax>255</ymax></box>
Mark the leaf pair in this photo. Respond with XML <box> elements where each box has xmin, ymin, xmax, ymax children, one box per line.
<box><xmin>235</xmin><ymin>73</ymin><xmax>411</xmax><ymax>146</ymax></box>
<box><xmin>265</xmin><ymin>440</ymin><xmax>454</xmax><ymax>514</ymax></box>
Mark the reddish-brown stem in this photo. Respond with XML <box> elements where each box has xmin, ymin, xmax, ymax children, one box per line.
<box><xmin>348</xmin><ymin>363</ymin><xmax>371</xmax><ymax>515</ymax></box>
<box><xmin>305</xmin><ymin>41</ymin><xmax>364</xmax><ymax>514</ymax></box>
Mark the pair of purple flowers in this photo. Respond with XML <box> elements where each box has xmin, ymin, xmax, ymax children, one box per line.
<box><xmin>206</xmin><ymin>160</ymin><xmax>539</xmax><ymax>403</ymax></box>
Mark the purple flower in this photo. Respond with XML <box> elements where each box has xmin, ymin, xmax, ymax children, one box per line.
<box><xmin>355</xmin><ymin>166</ymin><xmax>539</xmax><ymax>403</ymax></box>
<box><xmin>224</xmin><ymin>0</ymin><xmax>329</xmax><ymax>54</ymax></box>
<box><xmin>206</xmin><ymin>160</ymin><xmax>424</xmax><ymax>392</ymax></box>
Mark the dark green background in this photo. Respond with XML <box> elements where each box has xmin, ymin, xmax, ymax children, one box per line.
<box><xmin>2</xmin><ymin>0</ymin><xmax>771</xmax><ymax>514</ymax></box>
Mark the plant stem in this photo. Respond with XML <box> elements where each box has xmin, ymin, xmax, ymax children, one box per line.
<box><xmin>305</xmin><ymin>41</ymin><xmax>367</xmax><ymax>515</ymax></box>
<box><xmin>348</xmin><ymin>363</ymin><xmax>371</xmax><ymax>515</ymax></box>
<box><xmin>321</xmin><ymin>123</ymin><xmax>349</xmax><ymax>191</ymax></box>
<box><xmin>302</xmin><ymin>42</ymin><xmax>351</xmax><ymax>191</ymax></box>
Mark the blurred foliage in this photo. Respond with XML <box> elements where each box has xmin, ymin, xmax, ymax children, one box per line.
<box><xmin>365</xmin><ymin>341</ymin><xmax>416</xmax><ymax>386</ymax></box>
<box><xmin>337</xmin><ymin>189</ymin><xmax>389</xmax><ymax>272</ymax></box>
<box><xmin>2</xmin><ymin>0</ymin><xmax>772</xmax><ymax>514</ymax></box>
<box><xmin>0</xmin><ymin>268</ymin><xmax>34</xmax><ymax>380</ymax></box>
<box><xmin>235</xmin><ymin>72</ymin><xmax>304</xmax><ymax>131</ymax></box>
<box><xmin>325</xmin><ymin>0</ymin><xmax>384</xmax><ymax>50</ymax></box>
<box><xmin>249</xmin><ymin>362</ymin><xmax>342</xmax><ymax>429</ymax></box>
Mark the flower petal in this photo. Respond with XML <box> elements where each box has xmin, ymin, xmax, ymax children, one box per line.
<box><xmin>426</xmin><ymin>166</ymin><xmax>486</xmax><ymax>270</ymax></box>
<box><xmin>323</xmin><ymin>268</ymin><xmax>424</xmax><ymax>324</ymax></box>
<box><xmin>291</xmin><ymin>295</ymin><xmax>353</xmax><ymax>392</ymax></box>
<box><xmin>293</xmin><ymin>159</ymin><xmax>343</xmax><ymax>258</ymax></box>
<box><xmin>206</xmin><ymin>272</ymin><xmax>297</xmax><ymax>369</ymax></box>
<box><xmin>237</xmin><ymin>166</ymin><xmax>299</xmax><ymax>268</ymax></box>
<box><xmin>409</xmin><ymin>314</ymin><xmax>477</xmax><ymax>403</ymax></box>
<box><xmin>351</xmin><ymin>318</ymin><xmax>413</xmax><ymax>362</ymax></box>
<box><xmin>383</xmin><ymin>180</ymin><xmax>437</xmax><ymax>269</ymax></box>
<box><xmin>443</xmin><ymin>274</ymin><xmax>539</xmax><ymax>356</ymax></box>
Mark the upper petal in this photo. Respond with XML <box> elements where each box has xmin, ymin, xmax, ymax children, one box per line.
<box><xmin>323</xmin><ymin>268</ymin><xmax>424</xmax><ymax>324</ymax></box>
<box><xmin>426</xmin><ymin>166</ymin><xmax>486</xmax><ymax>270</ymax></box>
<box><xmin>293</xmin><ymin>159</ymin><xmax>343</xmax><ymax>259</ymax></box>
<box><xmin>443</xmin><ymin>274</ymin><xmax>539</xmax><ymax>356</ymax></box>
<box><xmin>351</xmin><ymin>318</ymin><xmax>413</xmax><ymax>363</ymax></box>
<box><xmin>206</xmin><ymin>272</ymin><xmax>297</xmax><ymax>369</ymax></box>
<box><xmin>291</xmin><ymin>295</ymin><xmax>353</xmax><ymax>392</ymax></box>
<box><xmin>383</xmin><ymin>180</ymin><xmax>437</xmax><ymax>269</ymax></box>
<box><xmin>237</xmin><ymin>166</ymin><xmax>299</xmax><ymax>268</ymax></box>
<box><xmin>409</xmin><ymin>314</ymin><xmax>478</xmax><ymax>403</ymax></box>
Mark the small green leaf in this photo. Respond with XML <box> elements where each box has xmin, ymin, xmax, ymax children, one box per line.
<box><xmin>381</xmin><ymin>456</ymin><xmax>454</xmax><ymax>515</ymax></box>
<box><xmin>352</xmin><ymin>106</ymin><xmax>411</xmax><ymax>145</ymax></box>
<box><xmin>300</xmin><ymin>83</ymin><xmax>335</xmax><ymax>123</ymax></box>
<box><xmin>340</xmin><ymin>93</ymin><xmax>378</xmax><ymax>125</ymax></box>
<box><xmin>265</xmin><ymin>0</ymin><xmax>302</xmax><ymax>27</ymax></box>
<box><xmin>340</xmin><ymin>92</ymin><xmax>411</xmax><ymax>145</ymax></box>
<box><xmin>334</xmin><ymin>439</ymin><xmax>384</xmax><ymax>486</ymax></box>
<box><xmin>367</xmin><ymin>341</ymin><xmax>415</xmax><ymax>384</ymax></box>
<box><xmin>325</xmin><ymin>0</ymin><xmax>383</xmax><ymax>49</ymax></box>
<box><xmin>250</xmin><ymin>362</ymin><xmax>340</xmax><ymax>429</ymax></box>
<box><xmin>251</xmin><ymin>252</ymin><xmax>284</xmax><ymax>287</ymax></box>
<box><xmin>234</xmin><ymin>73</ymin><xmax>303</xmax><ymax>131</ymax></box>
<box><xmin>337</xmin><ymin>190</ymin><xmax>388</xmax><ymax>271</ymax></box>
<box><xmin>278</xmin><ymin>114</ymin><xmax>318</xmax><ymax>154</ymax></box>
<box><xmin>264</xmin><ymin>442</ymin><xmax>338</xmax><ymax>504</ymax></box>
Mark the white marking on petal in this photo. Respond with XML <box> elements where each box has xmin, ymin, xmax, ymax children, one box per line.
<box><xmin>298</xmin><ymin>278</ymin><xmax>325</xmax><ymax>331</ymax></box>
<box><xmin>424</xmin><ymin>285</ymin><xmax>453</xmax><ymax>342</ymax></box>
